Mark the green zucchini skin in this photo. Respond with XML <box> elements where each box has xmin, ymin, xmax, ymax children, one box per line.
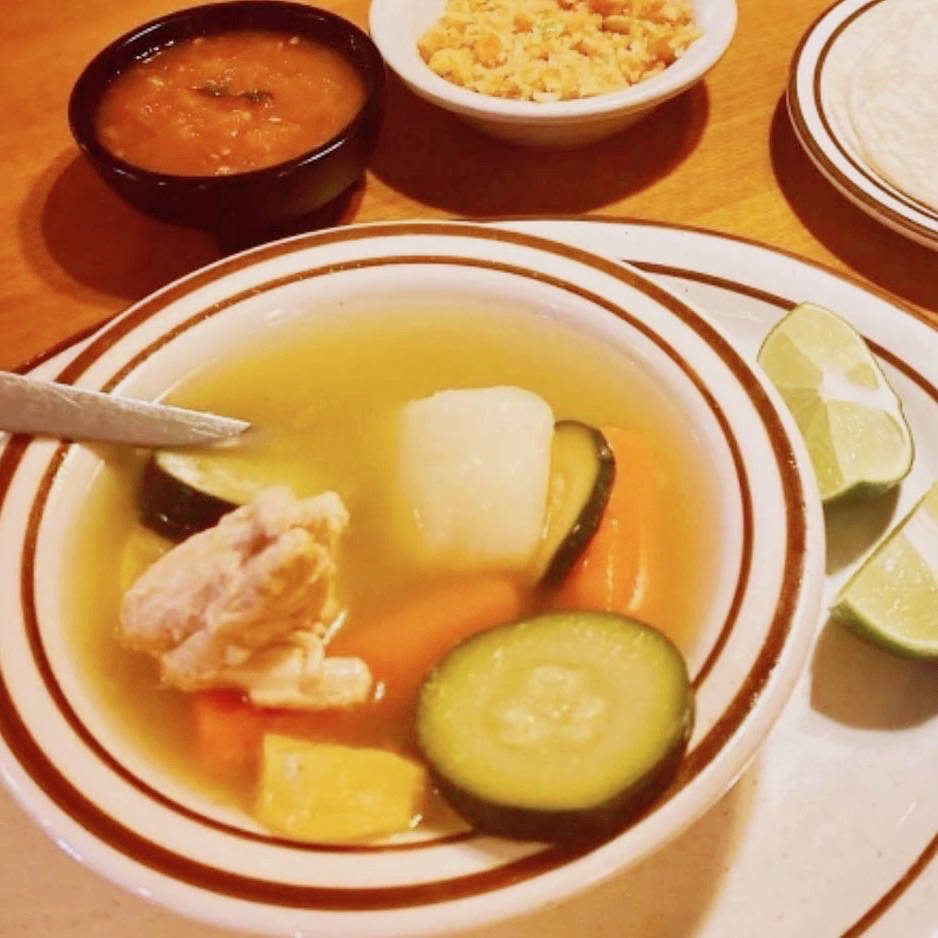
<box><xmin>139</xmin><ymin>453</ymin><xmax>240</xmax><ymax>541</ymax></box>
<box><xmin>417</xmin><ymin>611</ymin><xmax>694</xmax><ymax>842</ymax></box>
<box><xmin>431</xmin><ymin>729</ymin><xmax>689</xmax><ymax>842</ymax></box>
<box><xmin>536</xmin><ymin>421</ymin><xmax>615</xmax><ymax>587</ymax></box>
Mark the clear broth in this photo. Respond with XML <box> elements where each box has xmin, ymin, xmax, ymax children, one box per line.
<box><xmin>66</xmin><ymin>296</ymin><xmax>722</xmax><ymax>833</ymax></box>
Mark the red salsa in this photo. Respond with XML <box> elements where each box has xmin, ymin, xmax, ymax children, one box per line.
<box><xmin>95</xmin><ymin>30</ymin><xmax>367</xmax><ymax>176</ymax></box>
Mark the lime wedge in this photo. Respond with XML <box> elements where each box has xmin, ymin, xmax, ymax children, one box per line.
<box><xmin>757</xmin><ymin>302</ymin><xmax>913</xmax><ymax>502</ymax></box>
<box><xmin>831</xmin><ymin>482</ymin><xmax>938</xmax><ymax>658</ymax></box>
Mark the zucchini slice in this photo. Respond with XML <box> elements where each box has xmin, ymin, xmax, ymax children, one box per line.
<box><xmin>532</xmin><ymin>421</ymin><xmax>615</xmax><ymax>586</ymax></box>
<box><xmin>417</xmin><ymin>611</ymin><xmax>693</xmax><ymax>842</ymax></box>
<box><xmin>139</xmin><ymin>450</ymin><xmax>259</xmax><ymax>540</ymax></box>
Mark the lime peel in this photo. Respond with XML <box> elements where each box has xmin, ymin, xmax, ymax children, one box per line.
<box><xmin>831</xmin><ymin>482</ymin><xmax>938</xmax><ymax>659</ymax></box>
<box><xmin>757</xmin><ymin>302</ymin><xmax>913</xmax><ymax>503</ymax></box>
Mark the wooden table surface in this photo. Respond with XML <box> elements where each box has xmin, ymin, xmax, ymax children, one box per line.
<box><xmin>3</xmin><ymin>0</ymin><xmax>938</xmax><ymax>375</ymax></box>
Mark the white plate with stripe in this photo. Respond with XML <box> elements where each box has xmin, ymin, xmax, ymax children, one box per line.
<box><xmin>786</xmin><ymin>0</ymin><xmax>938</xmax><ymax>251</ymax></box>
<box><xmin>2</xmin><ymin>217</ymin><xmax>936</xmax><ymax>938</ymax></box>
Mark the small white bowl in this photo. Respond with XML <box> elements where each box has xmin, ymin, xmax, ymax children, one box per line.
<box><xmin>0</xmin><ymin>222</ymin><xmax>822</xmax><ymax>936</ymax></box>
<box><xmin>369</xmin><ymin>0</ymin><xmax>737</xmax><ymax>147</ymax></box>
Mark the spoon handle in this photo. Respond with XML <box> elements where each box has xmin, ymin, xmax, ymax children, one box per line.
<box><xmin>0</xmin><ymin>372</ymin><xmax>250</xmax><ymax>447</ymax></box>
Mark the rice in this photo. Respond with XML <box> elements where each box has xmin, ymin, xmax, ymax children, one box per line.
<box><xmin>417</xmin><ymin>0</ymin><xmax>701</xmax><ymax>102</ymax></box>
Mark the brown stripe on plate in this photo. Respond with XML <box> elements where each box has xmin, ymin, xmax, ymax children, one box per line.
<box><xmin>11</xmin><ymin>320</ymin><xmax>113</xmax><ymax>375</ymax></box>
<box><xmin>0</xmin><ymin>224</ymin><xmax>807</xmax><ymax>909</ymax></box>
<box><xmin>630</xmin><ymin>260</ymin><xmax>938</xmax><ymax>425</ymax></box>
<box><xmin>786</xmin><ymin>0</ymin><xmax>938</xmax><ymax>245</ymax></box>
<box><xmin>490</xmin><ymin>215</ymin><xmax>938</xmax><ymax>331</ymax></box>
<box><xmin>841</xmin><ymin>830</ymin><xmax>938</xmax><ymax>936</ymax></box>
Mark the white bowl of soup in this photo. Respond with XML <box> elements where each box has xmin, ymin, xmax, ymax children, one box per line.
<box><xmin>0</xmin><ymin>222</ymin><xmax>824</xmax><ymax>936</ymax></box>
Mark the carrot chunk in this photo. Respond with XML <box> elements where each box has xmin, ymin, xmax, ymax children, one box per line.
<box><xmin>192</xmin><ymin>690</ymin><xmax>341</xmax><ymax>778</ymax></box>
<box><xmin>551</xmin><ymin>426</ymin><xmax>665</xmax><ymax>624</ymax></box>
<box><xmin>193</xmin><ymin>690</ymin><xmax>275</xmax><ymax>778</ymax></box>
<box><xmin>329</xmin><ymin>574</ymin><xmax>522</xmax><ymax>715</ymax></box>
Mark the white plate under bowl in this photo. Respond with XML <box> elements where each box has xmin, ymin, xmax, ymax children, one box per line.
<box><xmin>0</xmin><ymin>222</ymin><xmax>823</xmax><ymax>936</ymax></box>
<box><xmin>787</xmin><ymin>0</ymin><xmax>938</xmax><ymax>251</ymax></box>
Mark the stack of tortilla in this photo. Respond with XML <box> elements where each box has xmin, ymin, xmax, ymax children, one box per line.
<box><xmin>826</xmin><ymin>0</ymin><xmax>938</xmax><ymax>213</ymax></box>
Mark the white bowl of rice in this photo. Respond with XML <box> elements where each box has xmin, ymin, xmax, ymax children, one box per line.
<box><xmin>369</xmin><ymin>0</ymin><xmax>737</xmax><ymax>147</ymax></box>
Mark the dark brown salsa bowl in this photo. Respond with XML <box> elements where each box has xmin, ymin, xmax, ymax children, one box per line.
<box><xmin>68</xmin><ymin>1</ymin><xmax>386</xmax><ymax>245</ymax></box>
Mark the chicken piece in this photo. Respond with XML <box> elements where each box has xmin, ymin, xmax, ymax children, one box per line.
<box><xmin>120</xmin><ymin>487</ymin><xmax>372</xmax><ymax>709</ymax></box>
<box><xmin>212</xmin><ymin>629</ymin><xmax>372</xmax><ymax>710</ymax></box>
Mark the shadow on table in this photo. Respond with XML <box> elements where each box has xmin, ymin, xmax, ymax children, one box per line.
<box><xmin>19</xmin><ymin>150</ymin><xmax>220</xmax><ymax>303</ymax></box>
<box><xmin>811</xmin><ymin>617</ymin><xmax>938</xmax><ymax>730</ymax></box>
<box><xmin>17</xmin><ymin>150</ymin><xmax>366</xmax><ymax>303</ymax></box>
<box><xmin>22</xmin><ymin>79</ymin><xmax>708</xmax><ymax>301</ymax></box>
<box><xmin>768</xmin><ymin>96</ymin><xmax>938</xmax><ymax>316</ymax></box>
<box><xmin>369</xmin><ymin>74</ymin><xmax>710</xmax><ymax>217</ymax></box>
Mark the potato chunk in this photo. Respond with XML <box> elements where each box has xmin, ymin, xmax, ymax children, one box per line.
<box><xmin>396</xmin><ymin>386</ymin><xmax>554</xmax><ymax>570</ymax></box>
<box><xmin>255</xmin><ymin>736</ymin><xmax>426</xmax><ymax>842</ymax></box>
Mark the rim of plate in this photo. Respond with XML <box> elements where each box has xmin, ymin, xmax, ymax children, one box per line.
<box><xmin>0</xmin><ymin>222</ymin><xmax>824</xmax><ymax>937</ymax></box>
<box><xmin>786</xmin><ymin>0</ymin><xmax>938</xmax><ymax>250</ymax></box>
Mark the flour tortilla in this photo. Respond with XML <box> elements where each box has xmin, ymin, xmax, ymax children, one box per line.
<box><xmin>847</xmin><ymin>0</ymin><xmax>938</xmax><ymax>212</ymax></box>
<box><xmin>823</xmin><ymin>1</ymin><xmax>892</xmax><ymax>158</ymax></box>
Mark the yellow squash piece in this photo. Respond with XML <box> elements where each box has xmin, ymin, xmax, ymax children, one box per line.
<box><xmin>255</xmin><ymin>736</ymin><xmax>426</xmax><ymax>842</ymax></box>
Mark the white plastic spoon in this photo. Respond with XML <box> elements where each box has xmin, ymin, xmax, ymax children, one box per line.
<box><xmin>0</xmin><ymin>372</ymin><xmax>250</xmax><ymax>447</ymax></box>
